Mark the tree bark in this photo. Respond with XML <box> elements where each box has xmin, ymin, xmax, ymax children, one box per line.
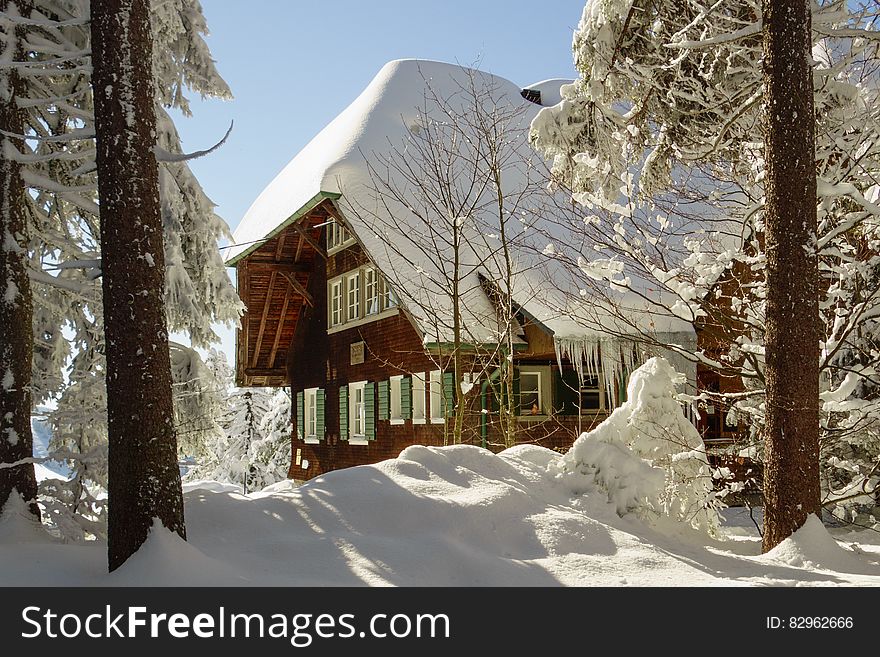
<box><xmin>761</xmin><ymin>0</ymin><xmax>820</xmax><ymax>552</ymax></box>
<box><xmin>0</xmin><ymin>0</ymin><xmax>40</xmax><ymax>519</ymax></box>
<box><xmin>90</xmin><ymin>0</ymin><xmax>185</xmax><ymax>571</ymax></box>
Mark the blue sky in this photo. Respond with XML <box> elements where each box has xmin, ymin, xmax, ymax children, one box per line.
<box><xmin>175</xmin><ymin>0</ymin><xmax>587</xmax><ymax>363</ymax></box>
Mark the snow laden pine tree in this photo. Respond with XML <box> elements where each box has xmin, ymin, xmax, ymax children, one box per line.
<box><xmin>90</xmin><ymin>0</ymin><xmax>185</xmax><ymax>571</ymax></box>
<box><xmin>0</xmin><ymin>0</ymin><xmax>39</xmax><ymax>519</ymax></box>
<box><xmin>0</xmin><ymin>0</ymin><xmax>240</xmax><ymax>538</ymax></box>
<box><xmin>531</xmin><ymin>0</ymin><xmax>880</xmax><ymax>548</ymax></box>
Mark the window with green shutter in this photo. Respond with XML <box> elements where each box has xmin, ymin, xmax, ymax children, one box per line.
<box><xmin>365</xmin><ymin>382</ymin><xmax>376</xmax><ymax>440</ymax></box>
<box><xmin>316</xmin><ymin>388</ymin><xmax>325</xmax><ymax>439</ymax></box>
<box><xmin>378</xmin><ymin>380</ymin><xmax>389</xmax><ymax>420</ymax></box>
<box><xmin>296</xmin><ymin>391</ymin><xmax>305</xmax><ymax>439</ymax></box>
<box><xmin>339</xmin><ymin>385</ymin><xmax>348</xmax><ymax>439</ymax></box>
<box><xmin>401</xmin><ymin>376</ymin><xmax>412</xmax><ymax>419</ymax></box>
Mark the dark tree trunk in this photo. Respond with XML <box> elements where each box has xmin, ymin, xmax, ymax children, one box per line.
<box><xmin>0</xmin><ymin>0</ymin><xmax>40</xmax><ymax>520</ymax></box>
<box><xmin>90</xmin><ymin>0</ymin><xmax>185</xmax><ymax>571</ymax></box>
<box><xmin>761</xmin><ymin>0</ymin><xmax>820</xmax><ymax>552</ymax></box>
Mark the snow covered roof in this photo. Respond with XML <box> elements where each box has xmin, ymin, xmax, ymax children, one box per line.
<box><xmin>228</xmin><ymin>59</ymin><xmax>695</xmax><ymax>346</ymax></box>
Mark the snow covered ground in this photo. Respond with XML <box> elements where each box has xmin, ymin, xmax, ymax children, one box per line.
<box><xmin>2</xmin><ymin>443</ymin><xmax>879</xmax><ymax>586</ymax></box>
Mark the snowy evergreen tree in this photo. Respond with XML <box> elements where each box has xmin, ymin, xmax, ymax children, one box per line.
<box><xmin>0</xmin><ymin>0</ymin><xmax>241</xmax><ymax>537</ymax></box>
<box><xmin>250</xmin><ymin>389</ymin><xmax>292</xmax><ymax>490</ymax></box>
<box><xmin>91</xmin><ymin>0</ymin><xmax>186</xmax><ymax>570</ymax></box>
<box><xmin>195</xmin><ymin>386</ymin><xmax>273</xmax><ymax>493</ymax></box>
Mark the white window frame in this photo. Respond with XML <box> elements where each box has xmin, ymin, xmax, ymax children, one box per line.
<box><xmin>327</xmin><ymin>219</ymin><xmax>354</xmax><ymax>253</ymax></box>
<box><xmin>330</xmin><ymin>279</ymin><xmax>344</xmax><ymax>327</ymax></box>
<box><xmin>412</xmin><ymin>372</ymin><xmax>426</xmax><ymax>424</ymax></box>
<box><xmin>349</xmin><ymin>381</ymin><xmax>367</xmax><ymax>442</ymax></box>
<box><xmin>518</xmin><ymin>371</ymin><xmax>542</xmax><ymax>416</ymax></box>
<box><xmin>389</xmin><ymin>375</ymin><xmax>404</xmax><ymax>425</ymax></box>
<box><xmin>519</xmin><ymin>365</ymin><xmax>552</xmax><ymax>421</ymax></box>
<box><xmin>429</xmin><ymin>369</ymin><xmax>444</xmax><ymax>424</ymax></box>
<box><xmin>347</xmin><ymin>272</ymin><xmax>360</xmax><ymax>321</ymax></box>
<box><xmin>327</xmin><ymin>266</ymin><xmax>400</xmax><ymax>334</ymax></box>
<box><xmin>365</xmin><ymin>268</ymin><xmax>380</xmax><ymax>316</ymax></box>
<box><xmin>304</xmin><ymin>387</ymin><xmax>319</xmax><ymax>443</ymax></box>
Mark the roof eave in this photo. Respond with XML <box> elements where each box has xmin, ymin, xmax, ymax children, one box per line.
<box><xmin>224</xmin><ymin>190</ymin><xmax>342</xmax><ymax>267</ymax></box>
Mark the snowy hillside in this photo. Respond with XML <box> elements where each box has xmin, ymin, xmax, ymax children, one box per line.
<box><xmin>2</xmin><ymin>443</ymin><xmax>878</xmax><ymax>586</ymax></box>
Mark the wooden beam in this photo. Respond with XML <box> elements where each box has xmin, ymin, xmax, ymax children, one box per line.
<box><xmin>294</xmin><ymin>234</ymin><xmax>304</xmax><ymax>263</ymax></box>
<box><xmin>251</xmin><ymin>270</ymin><xmax>277</xmax><ymax>368</ymax></box>
<box><xmin>292</xmin><ymin>220</ymin><xmax>327</xmax><ymax>260</ymax></box>
<box><xmin>274</xmin><ymin>232</ymin><xmax>286</xmax><ymax>261</ymax></box>
<box><xmin>237</xmin><ymin>263</ymin><xmax>250</xmax><ymax>385</ymax></box>
<box><xmin>268</xmin><ymin>285</ymin><xmax>291</xmax><ymax>369</ymax></box>
<box><xmin>323</xmin><ymin>201</ymin><xmax>346</xmax><ymax>226</ymax></box>
<box><xmin>246</xmin><ymin>260</ymin><xmax>309</xmax><ymax>273</ymax></box>
<box><xmin>281</xmin><ymin>271</ymin><xmax>314</xmax><ymax>307</ymax></box>
<box><xmin>244</xmin><ymin>367</ymin><xmax>287</xmax><ymax>377</ymax></box>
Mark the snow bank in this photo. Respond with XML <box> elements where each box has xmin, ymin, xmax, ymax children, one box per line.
<box><xmin>555</xmin><ymin>357</ymin><xmax>720</xmax><ymax>532</ymax></box>
<box><xmin>763</xmin><ymin>515</ymin><xmax>878</xmax><ymax>575</ymax></box>
<box><xmin>2</xmin><ymin>446</ymin><xmax>880</xmax><ymax>585</ymax></box>
<box><xmin>109</xmin><ymin>519</ymin><xmax>244</xmax><ymax>586</ymax></box>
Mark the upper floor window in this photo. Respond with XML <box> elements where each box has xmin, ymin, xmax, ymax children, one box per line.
<box><xmin>327</xmin><ymin>219</ymin><xmax>354</xmax><ymax>252</ymax></box>
<box><xmin>365</xmin><ymin>268</ymin><xmax>379</xmax><ymax>316</ymax></box>
<box><xmin>347</xmin><ymin>273</ymin><xmax>360</xmax><ymax>321</ymax></box>
<box><xmin>328</xmin><ymin>265</ymin><xmax>400</xmax><ymax>332</ymax></box>
<box><xmin>330</xmin><ymin>279</ymin><xmax>344</xmax><ymax>327</ymax></box>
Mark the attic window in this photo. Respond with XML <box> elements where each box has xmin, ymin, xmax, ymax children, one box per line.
<box><xmin>327</xmin><ymin>219</ymin><xmax>354</xmax><ymax>252</ymax></box>
<box><xmin>521</xmin><ymin>88</ymin><xmax>541</xmax><ymax>105</ymax></box>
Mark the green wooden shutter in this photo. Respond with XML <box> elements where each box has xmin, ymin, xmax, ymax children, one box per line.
<box><xmin>296</xmin><ymin>391</ymin><xmax>304</xmax><ymax>439</ymax></box>
<box><xmin>554</xmin><ymin>369</ymin><xmax>580</xmax><ymax>415</ymax></box>
<box><xmin>378</xmin><ymin>380</ymin><xmax>389</xmax><ymax>420</ymax></box>
<box><xmin>401</xmin><ymin>377</ymin><xmax>412</xmax><ymax>419</ymax></box>
<box><xmin>512</xmin><ymin>369</ymin><xmax>521</xmax><ymax>416</ymax></box>
<box><xmin>365</xmin><ymin>382</ymin><xmax>376</xmax><ymax>440</ymax></box>
<box><xmin>316</xmin><ymin>388</ymin><xmax>325</xmax><ymax>439</ymax></box>
<box><xmin>443</xmin><ymin>372</ymin><xmax>455</xmax><ymax>418</ymax></box>
<box><xmin>339</xmin><ymin>386</ymin><xmax>349</xmax><ymax>439</ymax></box>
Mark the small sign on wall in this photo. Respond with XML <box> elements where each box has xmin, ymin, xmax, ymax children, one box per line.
<box><xmin>295</xmin><ymin>449</ymin><xmax>302</xmax><ymax>466</ymax></box>
<box><xmin>350</xmin><ymin>341</ymin><xmax>365</xmax><ymax>365</ymax></box>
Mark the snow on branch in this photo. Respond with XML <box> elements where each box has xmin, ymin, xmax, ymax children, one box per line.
<box><xmin>154</xmin><ymin>120</ymin><xmax>232</xmax><ymax>163</ymax></box>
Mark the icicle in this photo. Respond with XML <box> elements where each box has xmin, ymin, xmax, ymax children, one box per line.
<box><xmin>553</xmin><ymin>335</ymin><xmax>640</xmax><ymax>409</ymax></box>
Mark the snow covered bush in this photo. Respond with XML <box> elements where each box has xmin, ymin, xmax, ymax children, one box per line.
<box><xmin>554</xmin><ymin>357</ymin><xmax>723</xmax><ymax>533</ymax></box>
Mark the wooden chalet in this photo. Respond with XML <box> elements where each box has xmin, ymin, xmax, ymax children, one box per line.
<box><xmin>226</xmin><ymin>60</ymin><xmax>711</xmax><ymax>482</ymax></box>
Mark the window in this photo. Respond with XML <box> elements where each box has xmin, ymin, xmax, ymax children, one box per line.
<box><xmin>327</xmin><ymin>220</ymin><xmax>353</xmax><ymax>251</ymax></box>
<box><xmin>347</xmin><ymin>273</ymin><xmax>360</xmax><ymax>321</ymax></box>
<box><xmin>390</xmin><ymin>375</ymin><xmax>403</xmax><ymax>424</ymax></box>
<box><xmin>382</xmin><ymin>279</ymin><xmax>398</xmax><ymax>310</ymax></box>
<box><xmin>429</xmin><ymin>370</ymin><xmax>444</xmax><ymax>423</ymax></box>
<box><xmin>327</xmin><ymin>266</ymin><xmax>399</xmax><ymax>332</ymax></box>
<box><xmin>412</xmin><ymin>372</ymin><xmax>426</xmax><ymax>423</ymax></box>
<box><xmin>365</xmin><ymin>268</ymin><xmax>379</xmax><ymax>316</ymax></box>
<box><xmin>580</xmin><ymin>375</ymin><xmax>605</xmax><ymax>412</ymax></box>
<box><xmin>519</xmin><ymin>371</ymin><xmax>542</xmax><ymax>415</ymax></box>
<box><xmin>349</xmin><ymin>381</ymin><xmax>366</xmax><ymax>437</ymax></box>
<box><xmin>305</xmin><ymin>388</ymin><xmax>318</xmax><ymax>437</ymax></box>
<box><xmin>330</xmin><ymin>280</ymin><xmax>343</xmax><ymax>327</ymax></box>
